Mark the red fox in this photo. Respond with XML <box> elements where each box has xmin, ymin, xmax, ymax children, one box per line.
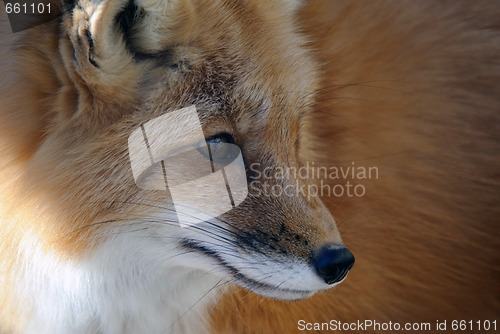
<box><xmin>0</xmin><ymin>1</ymin><xmax>499</xmax><ymax>333</ymax></box>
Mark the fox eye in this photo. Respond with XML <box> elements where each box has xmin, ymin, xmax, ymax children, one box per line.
<box><xmin>198</xmin><ymin>133</ymin><xmax>235</xmax><ymax>162</ymax></box>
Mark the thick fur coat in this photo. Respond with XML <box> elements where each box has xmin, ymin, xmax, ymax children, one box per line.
<box><xmin>0</xmin><ymin>1</ymin><xmax>499</xmax><ymax>333</ymax></box>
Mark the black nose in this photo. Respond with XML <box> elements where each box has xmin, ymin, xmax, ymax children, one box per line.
<box><xmin>312</xmin><ymin>245</ymin><xmax>355</xmax><ymax>285</ymax></box>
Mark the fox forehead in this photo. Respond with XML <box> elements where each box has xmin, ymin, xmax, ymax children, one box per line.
<box><xmin>117</xmin><ymin>1</ymin><xmax>317</xmax><ymax>109</ymax></box>
<box><xmin>117</xmin><ymin>0</ymin><xmax>319</xmax><ymax>158</ymax></box>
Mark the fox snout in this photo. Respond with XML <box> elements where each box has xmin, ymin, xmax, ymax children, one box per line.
<box><xmin>312</xmin><ymin>245</ymin><xmax>355</xmax><ymax>285</ymax></box>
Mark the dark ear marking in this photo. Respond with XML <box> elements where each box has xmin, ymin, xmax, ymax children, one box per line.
<box><xmin>115</xmin><ymin>0</ymin><xmax>141</xmax><ymax>52</ymax></box>
<box><xmin>84</xmin><ymin>29</ymin><xmax>98</xmax><ymax>68</ymax></box>
<box><xmin>62</xmin><ymin>0</ymin><xmax>77</xmax><ymax>13</ymax></box>
<box><xmin>71</xmin><ymin>18</ymin><xmax>99</xmax><ymax>69</ymax></box>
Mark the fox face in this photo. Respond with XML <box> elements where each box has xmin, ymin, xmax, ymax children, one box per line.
<box><xmin>0</xmin><ymin>0</ymin><xmax>354</xmax><ymax>332</ymax></box>
<box><xmin>52</xmin><ymin>0</ymin><xmax>354</xmax><ymax>297</ymax></box>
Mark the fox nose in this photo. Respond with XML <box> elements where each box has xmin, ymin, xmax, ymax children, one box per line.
<box><xmin>312</xmin><ymin>245</ymin><xmax>355</xmax><ymax>285</ymax></box>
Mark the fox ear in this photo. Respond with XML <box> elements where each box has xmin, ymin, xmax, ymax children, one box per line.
<box><xmin>61</xmin><ymin>0</ymin><xmax>191</xmax><ymax>103</ymax></box>
<box><xmin>61</xmin><ymin>0</ymin><xmax>142</xmax><ymax>104</ymax></box>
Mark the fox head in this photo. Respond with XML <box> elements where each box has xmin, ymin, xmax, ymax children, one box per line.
<box><xmin>7</xmin><ymin>0</ymin><xmax>354</xmax><ymax>315</ymax></box>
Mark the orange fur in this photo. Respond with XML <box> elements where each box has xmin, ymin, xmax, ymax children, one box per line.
<box><xmin>0</xmin><ymin>1</ymin><xmax>499</xmax><ymax>333</ymax></box>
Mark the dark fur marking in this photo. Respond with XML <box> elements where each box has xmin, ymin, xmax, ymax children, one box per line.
<box><xmin>114</xmin><ymin>0</ymin><xmax>141</xmax><ymax>56</ymax></box>
<box><xmin>134</xmin><ymin>49</ymin><xmax>175</xmax><ymax>64</ymax></box>
<box><xmin>84</xmin><ymin>29</ymin><xmax>99</xmax><ymax>68</ymax></box>
<box><xmin>62</xmin><ymin>0</ymin><xmax>77</xmax><ymax>13</ymax></box>
<box><xmin>280</xmin><ymin>222</ymin><xmax>286</xmax><ymax>233</ymax></box>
